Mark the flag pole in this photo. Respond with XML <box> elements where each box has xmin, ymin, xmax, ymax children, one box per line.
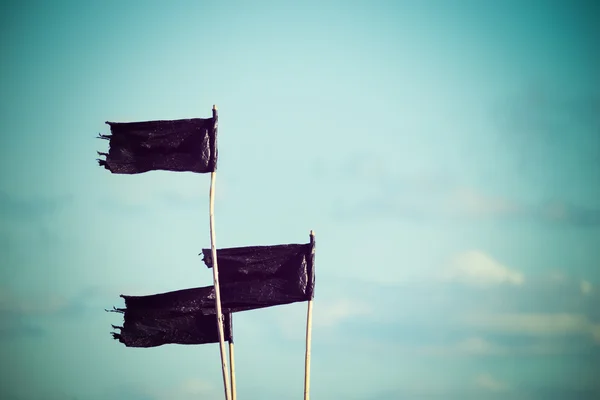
<box><xmin>209</xmin><ymin>104</ymin><xmax>232</xmax><ymax>400</ymax></box>
<box><xmin>304</xmin><ymin>230</ymin><xmax>315</xmax><ymax>400</ymax></box>
<box><xmin>227</xmin><ymin>313</ymin><xmax>237</xmax><ymax>400</ymax></box>
<box><xmin>229</xmin><ymin>340</ymin><xmax>237</xmax><ymax>400</ymax></box>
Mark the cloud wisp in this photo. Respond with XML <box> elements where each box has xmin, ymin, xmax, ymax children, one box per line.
<box><xmin>334</xmin><ymin>183</ymin><xmax>600</xmax><ymax>228</ymax></box>
<box><xmin>461</xmin><ymin>313</ymin><xmax>600</xmax><ymax>344</ymax></box>
<box><xmin>0</xmin><ymin>191</ymin><xmax>72</xmax><ymax>221</ymax></box>
<box><xmin>302</xmin><ymin>261</ymin><xmax>599</xmax><ymax>359</ymax></box>
<box><xmin>0</xmin><ymin>285</ymin><xmax>124</xmax><ymax>340</ymax></box>
<box><xmin>440</xmin><ymin>250</ymin><xmax>524</xmax><ymax>287</ymax></box>
<box><xmin>325</xmin><ymin>149</ymin><xmax>600</xmax><ymax>228</ymax></box>
<box><xmin>475</xmin><ymin>373</ymin><xmax>509</xmax><ymax>392</ymax></box>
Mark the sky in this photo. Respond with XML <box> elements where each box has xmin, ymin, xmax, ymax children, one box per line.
<box><xmin>1</xmin><ymin>0</ymin><xmax>599</xmax><ymax>399</ymax></box>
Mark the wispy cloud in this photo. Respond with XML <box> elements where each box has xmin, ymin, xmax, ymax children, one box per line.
<box><xmin>0</xmin><ymin>316</ymin><xmax>46</xmax><ymax>340</ymax></box>
<box><xmin>491</xmin><ymin>86</ymin><xmax>600</xmax><ymax>205</ymax></box>
<box><xmin>109</xmin><ymin>377</ymin><xmax>222</xmax><ymax>400</ymax></box>
<box><xmin>0</xmin><ymin>192</ymin><xmax>75</xmax><ymax>257</ymax></box>
<box><xmin>0</xmin><ymin>288</ymin><xmax>51</xmax><ymax>339</ymax></box>
<box><xmin>393</xmin><ymin>334</ymin><xmax>600</xmax><ymax>358</ymax></box>
<box><xmin>461</xmin><ymin>313</ymin><xmax>600</xmax><ymax>343</ymax></box>
<box><xmin>439</xmin><ymin>337</ymin><xmax>507</xmax><ymax>356</ymax></box>
<box><xmin>327</xmin><ymin>157</ymin><xmax>600</xmax><ymax>227</ymax></box>
<box><xmin>475</xmin><ymin>373</ymin><xmax>509</xmax><ymax>392</ymax></box>
<box><xmin>447</xmin><ymin>188</ymin><xmax>523</xmax><ymax>218</ymax></box>
<box><xmin>440</xmin><ymin>250</ymin><xmax>524</xmax><ymax>287</ymax></box>
<box><xmin>94</xmin><ymin>172</ymin><xmax>223</xmax><ymax>213</ymax></box>
<box><xmin>313</xmin><ymin>298</ymin><xmax>371</xmax><ymax>328</ymax></box>
<box><xmin>259</xmin><ymin>297</ymin><xmax>372</xmax><ymax>342</ymax></box>
<box><xmin>0</xmin><ymin>191</ymin><xmax>72</xmax><ymax>221</ymax></box>
<box><xmin>581</xmin><ymin>280</ymin><xmax>594</xmax><ymax>296</ymax></box>
<box><xmin>0</xmin><ymin>288</ymin><xmax>69</xmax><ymax>316</ymax></box>
<box><xmin>312</xmin><ymin>270</ymin><xmax>600</xmax><ymax>357</ymax></box>
<box><xmin>495</xmin><ymin>86</ymin><xmax>600</xmax><ymax>153</ymax></box>
<box><xmin>0</xmin><ymin>285</ymin><xmax>129</xmax><ymax>341</ymax></box>
<box><xmin>385</xmin><ymin>336</ymin><xmax>509</xmax><ymax>357</ymax></box>
<box><xmin>148</xmin><ymin>378</ymin><xmax>219</xmax><ymax>400</ymax></box>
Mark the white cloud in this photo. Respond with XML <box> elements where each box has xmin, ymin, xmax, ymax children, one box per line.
<box><xmin>441</xmin><ymin>250</ymin><xmax>524</xmax><ymax>287</ymax></box>
<box><xmin>421</xmin><ymin>335</ymin><xmax>596</xmax><ymax>357</ymax></box>
<box><xmin>462</xmin><ymin>313</ymin><xmax>600</xmax><ymax>343</ymax></box>
<box><xmin>378</xmin><ymin>334</ymin><xmax>594</xmax><ymax>358</ymax></box>
<box><xmin>544</xmin><ymin>272</ymin><xmax>594</xmax><ymax>297</ymax></box>
<box><xmin>455</xmin><ymin>337</ymin><xmax>504</xmax><ymax>355</ymax></box>
<box><xmin>547</xmin><ymin>270</ymin><xmax>567</xmax><ymax>283</ymax></box>
<box><xmin>144</xmin><ymin>378</ymin><xmax>219</xmax><ymax>400</ymax></box>
<box><xmin>414</xmin><ymin>337</ymin><xmax>508</xmax><ymax>357</ymax></box>
<box><xmin>273</xmin><ymin>298</ymin><xmax>371</xmax><ymax>341</ymax></box>
<box><xmin>448</xmin><ymin>188</ymin><xmax>521</xmax><ymax>218</ymax></box>
<box><xmin>580</xmin><ymin>280</ymin><xmax>593</xmax><ymax>295</ymax></box>
<box><xmin>475</xmin><ymin>373</ymin><xmax>508</xmax><ymax>392</ymax></box>
<box><xmin>540</xmin><ymin>201</ymin><xmax>569</xmax><ymax>222</ymax></box>
<box><xmin>0</xmin><ymin>287</ymin><xmax>68</xmax><ymax>315</ymax></box>
<box><xmin>313</xmin><ymin>299</ymin><xmax>371</xmax><ymax>328</ymax></box>
<box><xmin>175</xmin><ymin>378</ymin><xmax>216</xmax><ymax>398</ymax></box>
<box><xmin>102</xmin><ymin>173</ymin><xmax>213</xmax><ymax>208</ymax></box>
<box><xmin>592</xmin><ymin>326</ymin><xmax>600</xmax><ymax>343</ymax></box>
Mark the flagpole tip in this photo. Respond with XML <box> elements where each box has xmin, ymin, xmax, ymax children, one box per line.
<box><xmin>213</xmin><ymin>104</ymin><xmax>218</xmax><ymax>111</ymax></box>
<box><xmin>310</xmin><ymin>230</ymin><xmax>314</xmax><ymax>236</ymax></box>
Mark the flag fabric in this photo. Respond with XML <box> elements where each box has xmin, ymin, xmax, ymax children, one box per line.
<box><xmin>97</xmin><ymin>117</ymin><xmax>218</xmax><ymax>174</ymax></box>
<box><xmin>200</xmin><ymin>242</ymin><xmax>316</xmax><ymax>306</ymax></box>
<box><xmin>113</xmin><ymin>243</ymin><xmax>314</xmax><ymax>315</ymax></box>
<box><xmin>109</xmin><ymin>241</ymin><xmax>314</xmax><ymax>346</ymax></box>
<box><xmin>109</xmin><ymin>308</ymin><xmax>233</xmax><ymax>348</ymax></box>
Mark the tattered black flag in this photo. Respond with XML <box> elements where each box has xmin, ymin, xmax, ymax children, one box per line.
<box><xmin>109</xmin><ymin>308</ymin><xmax>233</xmax><ymax>348</ymax></box>
<box><xmin>109</xmin><ymin>240</ymin><xmax>315</xmax><ymax>347</ymax></box>
<box><xmin>200</xmin><ymin>242</ymin><xmax>316</xmax><ymax>308</ymax></box>
<box><xmin>97</xmin><ymin>116</ymin><xmax>218</xmax><ymax>174</ymax></box>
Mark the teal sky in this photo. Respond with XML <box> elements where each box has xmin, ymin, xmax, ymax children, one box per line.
<box><xmin>1</xmin><ymin>1</ymin><xmax>599</xmax><ymax>399</ymax></box>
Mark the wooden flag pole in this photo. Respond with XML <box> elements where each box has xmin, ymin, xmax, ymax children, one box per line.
<box><xmin>209</xmin><ymin>105</ymin><xmax>232</xmax><ymax>400</ymax></box>
<box><xmin>304</xmin><ymin>230</ymin><xmax>315</xmax><ymax>400</ymax></box>
<box><xmin>303</xmin><ymin>300</ymin><xmax>313</xmax><ymax>400</ymax></box>
<box><xmin>229</xmin><ymin>341</ymin><xmax>237</xmax><ymax>400</ymax></box>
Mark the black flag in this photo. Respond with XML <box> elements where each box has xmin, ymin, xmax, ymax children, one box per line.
<box><xmin>108</xmin><ymin>240</ymin><xmax>314</xmax><ymax>346</ymax></box>
<box><xmin>109</xmin><ymin>241</ymin><xmax>314</xmax><ymax>343</ymax></box>
<box><xmin>109</xmin><ymin>308</ymin><xmax>233</xmax><ymax>348</ymax></box>
<box><xmin>200</xmin><ymin>242</ymin><xmax>316</xmax><ymax>307</ymax></box>
<box><xmin>97</xmin><ymin>116</ymin><xmax>218</xmax><ymax>174</ymax></box>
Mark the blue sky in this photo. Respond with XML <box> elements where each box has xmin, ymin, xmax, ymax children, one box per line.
<box><xmin>1</xmin><ymin>0</ymin><xmax>599</xmax><ymax>399</ymax></box>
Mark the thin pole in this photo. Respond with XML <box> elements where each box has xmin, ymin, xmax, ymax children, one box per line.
<box><xmin>304</xmin><ymin>230</ymin><xmax>315</xmax><ymax>400</ymax></box>
<box><xmin>209</xmin><ymin>105</ymin><xmax>232</xmax><ymax>400</ymax></box>
<box><xmin>229</xmin><ymin>341</ymin><xmax>237</xmax><ymax>400</ymax></box>
<box><xmin>303</xmin><ymin>300</ymin><xmax>313</xmax><ymax>400</ymax></box>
